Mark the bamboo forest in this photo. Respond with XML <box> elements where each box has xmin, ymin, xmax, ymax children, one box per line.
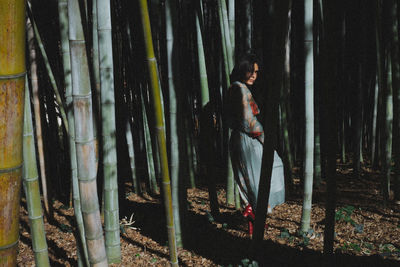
<box><xmin>2</xmin><ymin>0</ymin><xmax>400</xmax><ymax>266</ymax></box>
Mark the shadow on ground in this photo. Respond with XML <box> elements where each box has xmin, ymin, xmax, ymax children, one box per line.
<box><xmin>121</xmin><ymin>194</ymin><xmax>400</xmax><ymax>267</ymax></box>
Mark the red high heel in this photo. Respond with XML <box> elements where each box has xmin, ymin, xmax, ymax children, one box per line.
<box><xmin>243</xmin><ymin>204</ymin><xmax>269</xmax><ymax>236</ymax></box>
<box><xmin>243</xmin><ymin>204</ymin><xmax>255</xmax><ymax>220</ymax></box>
<box><xmin>243</xmin><ymin>204</ymin><xmax>255</xmax><ymax>235</ymax></box>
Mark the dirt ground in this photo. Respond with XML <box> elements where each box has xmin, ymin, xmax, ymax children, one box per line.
<box><xmin>17</xmin><ymin>163</ymin><xmax>400</xmax><ymax>267</ymax></box>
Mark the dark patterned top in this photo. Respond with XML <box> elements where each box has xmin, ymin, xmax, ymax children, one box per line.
<box><xmin>227</xmin><ymin>81</ymin><xmax>264</xmax><ymax>143</ymax></box>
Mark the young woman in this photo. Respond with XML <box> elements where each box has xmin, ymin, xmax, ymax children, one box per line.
<box><xmin>227</xmin><ymin>53</ymin><xmax>285</xmax><ymax>235</ymax></box>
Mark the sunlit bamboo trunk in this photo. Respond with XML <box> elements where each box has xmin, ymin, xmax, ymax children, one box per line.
<box><xmin>58</xmin><ymin>0</ymin><xmax>90</xmax><ymax>265</ymax></box>
<box><xmin>300</xmin><ymin>0</ymin><xmax>314</xmax><ymax>233</ymax></box>
<box><xmin>23</xmin><ymin>80</ymin><xmax>50</xmax><ymax>267</ymax></box>
<box><xmin>165</xmin><ymin>0</ymin><xmax>182</xmax><ymax>248</ymax></box>
<box><xmin>0</xmin><ymin>0</ymin><xmax>25</xmax><ymax>264</ymax></box>
<box><xmin>68</xmin><ymin>0</ymin><xmax>108</xmax><ymax>265</ymax></box>
<box><xmin>138</xmin><ymin>0</ymin><xmax>178</xmax><ymax>265</ymax></box>
<box><xmin>95</xmin><ymin>0</ymin><xmax>121</xmax><ymax>261</ymax></box>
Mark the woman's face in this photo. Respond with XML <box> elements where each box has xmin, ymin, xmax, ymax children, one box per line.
<box><xmin>244</xmin><ymin>63</ymin><xmax>259</xmax><ymax>86</ymax></box>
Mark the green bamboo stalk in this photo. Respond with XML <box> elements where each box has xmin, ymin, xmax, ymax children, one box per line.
<box><xmin>68</xmin><ymin>0</ymin><xmax>108</xmax><ymax>265</ymax></box>
<box><xmin>300</xmin><ymin>0</ymin><xmax>314</xmax><ymax>233</ymax></box>
<box><xmin>27</xmin><ymin>3</ymin><xmax>69</xmax><ymax>135</ymax></box>
<box><xmin>58</xmin><ymin>0</ymin><xmax>90</xmax><ymax>265</ymax></box>
<box><xmin>228</xmin><ymin>0</ymin><xmax>235</xmax><ymax>58</ymax></box>
<box><xmin>0</xmin><ymin>0</ymin><xmax>25</xmax><ymax>264</ymax></box>
<box><xmin>195</xmin><ymin>0</ymin><xmax>210</xmax><ymax>108</ymax></box>
<box><xmin>219</xmin><ymin>0</ymin><xmax>233</xmax><ymax>71</ymax></box>
<box><xmin>126</xmin><ymin>120</ymin><xmax>140</xmax><ymax>194</ymax></box>
<box><xmin>138</xmin><ymin>0</ymin><xmax>178</xmax><ymax>264</ymax></box>
<box><xmin>142</xmin><ymin>92</ymin><xmax>159</xmax><ymax>194</ymax></box>
<box><xmin>217</xmin><ymin>0</ymin><xmax>231</xmax><ymax>85</ymax></box>
<box><xmin>96</xmin><ymin>0</ymin><xmax>121</xmax><ymax>261</ymax></box>
<box><xmin>26</xmin><ymin>12</ymin><xmax>50</xmax><ymax>216</ymax></box>
<box><xmin>217</xmin><ymin>0</ymin><xmax>235</xmax><ymax>206</ymax></box>
<box><xmin>23</xmin><ymin>79</ymin><xmax>50</xmax><ymax>267</ymax></box>
<box><xmin>165</xmin><ymin>0</ymin><xmax>183</xmax><ymax>248</ymax></box>
<box><xmin>92</xmin><ymin>0</ymin><xmax>101</xmax><ymax>122</ymax></box>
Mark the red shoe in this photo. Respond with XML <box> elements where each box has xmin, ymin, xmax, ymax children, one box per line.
<box><xmin>243</xmin><ymin>204</ymin><xmax>255</xmax><ymax>236</ymax></box>
<box><xmin>243</xmin><ymin>204</ymin><xmax>255</xmax><ymax>220</ymax></box>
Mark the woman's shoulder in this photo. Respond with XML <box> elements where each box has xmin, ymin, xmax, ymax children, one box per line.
<box><xmin>230</xmin><ymin>81</ymin><xmax>249</xmax><ymax>93</ymax></box>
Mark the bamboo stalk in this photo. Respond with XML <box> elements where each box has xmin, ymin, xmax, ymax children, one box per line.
<box><xmin>23</xmin><ymin>79</ymin><xmax>50</xmax><ymax>267</ymax></box>
<box><xmin>57</xmin><ymin>0</ymin><xmax>90</xmax><ymax>265</ymax></box>
<box><xmin>217</xmin><ymin>0</ymin><xmax>235</xmax><ymax>206</ymax></box>
<box><xmin>195</xmin><ymin>0</ymin><xmax>210</xmax><ymax>108</ymax></box>
<box><xmin>138</xmin><ymin>0</ymin><xmax>178</xmax><ymax>265</ymax></box>
<box><xmin>26</xmin><ymin>7</ymin><xmax>50</xmax><ymax>216</ymax></box>
<box><xmin>68</xmin><ymin>0</ymin><xmax>108</xmax><ymax>265</ymax></box>
<box><xmin>165</xmin><ymin>0</ymin><xmax>182</xmax><ymax>248</ymax></box>
<box><xmin>126</xmin><ymin>119</ymin><xmax>140</xmax><ymax>194</ymax></box>
<box><xmin>141</xmin><ymin>91</ymin><xmax>158</xmax><ymax>194</ymax></box>
<box><xmin>0</xmin><ymin>0</ymin><xmax>25</xmax><ymax>264</ymax></box>
<box><xmin>27</xmin><ymin>3</ymin><xmax>69</xmax><ymax>135</ymax></box>
<box><xmin>228</xmin><ymin>0</ymin><xmax>235</xmax><ymax>58</ymax></box>
<box><xmin>300</xmin><ymin>0</ymin><xmax>314</xmax><ymax>233</ymax></box>
<box><xmin>95</xmin><ymin>0</ymin><xmax>121</xmax><ymax>261</ymax></box>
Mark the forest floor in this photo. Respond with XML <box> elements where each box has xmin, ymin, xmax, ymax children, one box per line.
<box><xmin>17</xmin><ymin>160</ymin><xmax>400</xmax><ymax>267</ymax></box>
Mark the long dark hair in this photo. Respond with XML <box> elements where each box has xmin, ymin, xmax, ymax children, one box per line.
<box><xmin>229</xmin><ymin>53</ymin><xmax>260</xmax><ymax>83</ymax></box>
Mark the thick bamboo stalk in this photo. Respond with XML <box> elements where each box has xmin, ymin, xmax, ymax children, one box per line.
<box><xmin>68</xmin><ymin>0</ymin><xmax>108</xmax><ymax>265</ymax></box>
<box><xmin>300</xmin><ymin>0</ymin><xmax>314</xmax><ymax>233</ymax></box>
<box><xmin>0</xmin><ymin>0</ymin><xmax>25</xmax><ymax>264</ymax></box>
<box><xmin>23</xmin><ymin>79</ymin><xmax>50</xmax><ymax>267</ymax></box>
<box><xmin>96</xmin><ymin>0</ymin><xmax>121</xmax><ymax>261</ymax></box>
<box><xmin>58</xmin><ymin>0</ymin><xmax>90</xmax><ymax>265</ymax></box>
<box><xmin>26</xmin><ymin>8</ymin><xmax>50</xmax><ymax>216</ymax></box>
<box><xmin>138</xmin><ymin>0</ymin><xmax>178</xmax><ymax>265</ymax></box>
<box><xmin>165</xmin><ymin>0</ymin><xmax>182</xmax><ymax>248</ymax></box>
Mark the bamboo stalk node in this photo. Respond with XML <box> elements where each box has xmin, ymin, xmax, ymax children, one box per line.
<box><xmin>0</xmin><ymin>238</ymin><xmax>19</xmax><ymax>251</ymax></box>
<box><xmin>23</xmin><ymin>176</ymin><xmax>39</xmax><ymax>182</ymax></box>
<box><xmin>28</xmin><ymin>214</ymin><xmax>44</xmax><ymax>220</ymax></box>
<box><xmin>0</xmin><ymin>164</ymin><xmax>23</xmax><ymax>174</ymax></box>
<box><xmin>89</xmin><ymin>255</ymin><xmax>108</xmax><ymax>265</ymax></box>
<box><xmin>85</xmin><ymin>233</ymin><xmax>104</xmax><ymax>241</ymax></box>
<box><xmin>0</xmin><ymin>72</ymin><xmax>26</xmax><ymax>79</ymax></box>
<box><xmin>33</xmin><ymin>246</ymin><xmax>49</xmax><ymax>253</ymax></box>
